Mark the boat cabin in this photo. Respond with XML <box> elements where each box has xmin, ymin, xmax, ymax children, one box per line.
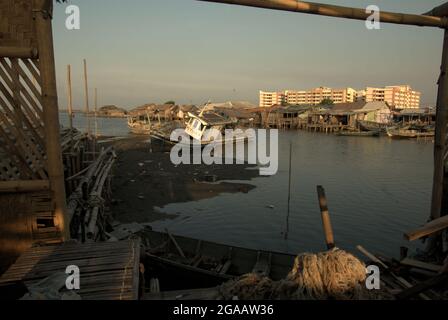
<box><xmin>185</xmin><ymin>112</ymin><xmax>236</xmax><ymax>142</ymax></box>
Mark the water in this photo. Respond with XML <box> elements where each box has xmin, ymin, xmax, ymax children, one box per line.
<box><xmin>60</xmin><ymin>112</ymin><xmax>433</xmax><ymax>258</ymax></box>
<box><xmin>59</xmin><ymin>112</ymin><xmax>129</xmax><ymax>137</ymax></box>
<box><xmin>151</xmin><ymin>131</ymin><xmax>433</xmax><ymax>258</ymax></box>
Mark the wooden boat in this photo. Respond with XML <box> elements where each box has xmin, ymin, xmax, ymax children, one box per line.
<box><xmin>143</xmin><ymin>230</ymin><xmax>296</xmax><ymax>290</ymax></box>
<box><xmin>184</xmin><ymin>111</ymin><xmax>252</xmax><ymax>145</ymax></box>
<box><xmin>386</xmin><ymin>128</ymin><xmax>435</xmax><ymax>139</ymax></box>
<box><xmin>337</xmin><ymin>130</ymin><xmax>380</xmax><ymax>137</ymax></box>
<box><xmin>127</xmin><ymin>111</ymin><xmax>160</xmax><ymax>135</ymax></box>
<box><xmin>357</xmin><ymin>120</ymin><xmax>389</xmax><ymax>133</ymax></box>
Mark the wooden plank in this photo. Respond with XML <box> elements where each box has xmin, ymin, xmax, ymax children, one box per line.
<box><xmin>0</xmin><ymin>239</ymin><xmax>140</xmax><ymax>300</ymax></box>
<box><xmin>400</xmin><ymin>258</ymin><xmax>443</xmax><ymax>272</ymax></box>
<box><xmin>356</xmin><ymin>245</ymin><xmax>431</xmax><ymax>300</ymax></box>
<box><xmin>0</xmin><ymin>180</ymin><xmax>49</xmax><ymax>193</ymax></box>
<box><xmin>166</xmin><ymin>229</ymin><xmax>186</xmax><ymax>258</ymax></box>
<box><xmin>404</xmin><ymin>215</ymin><xmax>448</xmax><ymax>241</ymax></box>
<box><xmin>396</xmin><ymin>274</ymin><xmax>448</xmax><ymax>300</ymax></box>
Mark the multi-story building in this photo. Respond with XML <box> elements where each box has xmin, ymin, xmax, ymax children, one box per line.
<box><xmin>260</xmin><ymin>87</ymin><xmax>357</xmax><ymax>107</ymax></box>
<box><xmin>259</xmin><ymin>91</ymin><xmax>286</xmax><ymax>108</ymax></box>
<box><xmin>260</xmin><ymin>85</ymin><xmax>421</xmax><ymax>109</ymax></box>
<box><xmin>365</xmin><ymin>85</ymin><xmax>421</xmax><ymax>109</ymax></box>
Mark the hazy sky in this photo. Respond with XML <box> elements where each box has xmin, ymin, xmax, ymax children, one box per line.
<box><xmin>53</xmin><ymin>0</ymin><xmax>447</xmax><ymax>109</ymax></box>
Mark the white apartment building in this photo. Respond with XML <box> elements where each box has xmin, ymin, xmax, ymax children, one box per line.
<box><xmin>365</xmin><ymin>85</ymin><xmax>421</xmax><ymax>109</ymax></box>
<box><xmin>259</xmin><ymin>87</ymin><xmax>357</xmax><ymax>107</ymax></box>
<box><xmin>259</xmin><ymin>91</ymin><xmax>286</xmax><ymax>108</ymax></box>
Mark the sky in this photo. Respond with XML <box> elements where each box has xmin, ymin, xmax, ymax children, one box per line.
<box><xmin>53</xmin><ymin>0</ymin><xmax>447</xmax><ymax>109</ymax></box>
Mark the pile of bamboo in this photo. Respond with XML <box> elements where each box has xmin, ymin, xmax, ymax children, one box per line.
<box><xmin>59</xmin><ymin>128</ymin><xmax>117</xmax><ymax>242</ymax></box>
<box><xmin>66</xmin><ymin>146</ymin><xmax>117</xmax><ymax>242</ymax></box>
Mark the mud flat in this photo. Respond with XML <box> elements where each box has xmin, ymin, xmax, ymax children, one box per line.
<box><xmin>105</xmin><ymin>135</ymin><xmax>259</xmax><ymax>223</ymax></box>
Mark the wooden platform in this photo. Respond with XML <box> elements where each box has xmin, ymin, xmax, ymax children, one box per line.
<box><xmin>0</xmin><ymin>239</ymin><xmax>141</xmax><ymax>300</ymax></box>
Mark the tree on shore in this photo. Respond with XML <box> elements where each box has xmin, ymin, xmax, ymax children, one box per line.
<box><xmin>164</xmin><ymin>101</ymin><xmax>176</xmax><ymax>105</ymax></box>
<box><xmin>320</xmin><ymin>99</ymin><xmax>334</xmax><ymax>106</ymax></box>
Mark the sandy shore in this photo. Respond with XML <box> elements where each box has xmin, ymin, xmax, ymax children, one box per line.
<box><xmin>104</xmin><ymin>135</ymin><xmax>259</xmax><ymax>224</ymax></box>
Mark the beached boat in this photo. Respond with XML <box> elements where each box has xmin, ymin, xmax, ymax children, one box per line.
<box><xmin>184</xmin><ymin>111</ymin><xmax>252</xmax><ymax>145</ymax></box>
<box><xmin>143</xmin><ymin>230</ymin><xmax>296</xmax><ymax>289</ymax></box>
<box><xmin>127</xmin><ymin>112</ymin><xmax>160</xmax><ymax>135</ymax></box>
<box><xmin>337</xmin><ymin>130</ymin><xmax>380</xmax><ymax>137</ymax></box>
<box><xmin>357</xmin><ymin>120</ymin><xmax>390</xmax><ymax>133</ymax></box>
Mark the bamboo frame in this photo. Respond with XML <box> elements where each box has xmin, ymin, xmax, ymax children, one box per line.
<box><xmin>197</xmin><ymin>0</ymin><xmax>448</xmax><ymax>28</ymax></box>
<box><xmin>0</xmin><ymin>47</ymin><xmax>38</xmax><ymax>59</ymax></box>
<box><xmin>0</xmin><ymin>180</ymin><xmax>50</xmax><ymax>193</ymax></box>
<box><xmin>33</xmin><ymin>0</ymin><xmax>70</xmax><ymax>240</ymax></box>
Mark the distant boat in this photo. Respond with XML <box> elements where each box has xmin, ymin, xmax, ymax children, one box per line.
<box><xmin>127</xmin><ymin>111</ymin><xmax>156</xmax><ymax>135</ymax></box>
<box><xmin>337</xmin><ymin>130</ymin><xmax>380</xmax><ymax>137</ymax></box>
<box><xmin>357</xmin><ymin>120</ymin><xmax>389</xmax><ymax>133</ymax></box>
<box><xmin>386</xmin><ymin>127</ymin><xmax>435</xmax><ymax>139</ymax></box>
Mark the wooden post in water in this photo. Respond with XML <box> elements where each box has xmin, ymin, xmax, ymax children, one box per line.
<box><xmin>94</xmin><ymin>88</ymin><xmax>98</xmax><ymax>138</ymax></box>
<box><xmin>317</xmin><ymin>186</ymin><xmax>335</xmax><ymax>249</ymax></box>
<box><xmin>33</xmin><ymin>0</ymin><xmax>69</xmax><ymax>241</ymax></box>
<box><xmin>67</xmin><ymin>64</ymin><xmax>73</xmax><ymax>130</ymax></box>
<box><xmin>83</xmin><ymin>58</ymin><xmax>90</xmax><ymax>136</ymax></box>
<box><xmin>284</xmin><ymin>142</ymin><xmax>292</xmax><ymax>240</ymax></box>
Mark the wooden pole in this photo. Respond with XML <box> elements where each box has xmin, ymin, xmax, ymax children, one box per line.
<box><xmin>33</xmin><ymin>0</ymin><xmax>69</xmax><ymax>241</ymax></box>
<box><xmin>83</xmin><ymin>58</ymin><xmax>90</xmax><ymax>135</ymax></box>
<box><xmin>431</xmin><ymin>29</ymin><xmax>448</xmax><ymax>223</ymax></box>
<box><xmin>94</xmin><ymin>87</ymin><xmax>98</xmax><ymax>138</ymax></box>
<box><xmin>284</xmin><ymin>142</ymin><xmax>292</xmax><ymax>240</ymax></box>
<box><xmin>197</xmin><ymin>0</ymin><xmax>448</xmax><ymax>28</ymax></box>
<box><xmin>316</xmin><ymin>185</ymin><xmax>335</xmax><ymax>249</ymax></box>
<box><xmin>67</xmin><ymin>64</ymin><xmax>73</xmax><ymax>130</ymax></box>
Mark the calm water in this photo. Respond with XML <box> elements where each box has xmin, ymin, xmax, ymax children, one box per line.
<box><xmin>60</xmin><ymin>113</ymin><xmax>433</xmax><ymax>258</ymax></box>
<box><xmin>59</xmin><ymin>112</ymin><xmax>129</xmax><ymax>137</ymax></box>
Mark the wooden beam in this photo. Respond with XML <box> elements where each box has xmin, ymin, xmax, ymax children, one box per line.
<box><xmin>197</xmin><ymin>0</ymin><xmax>448</xmax><ymax>28</ymax></box>
<box><xmin>33</xmin><ymin>0</ymin><xmax>70</xmax><ymax>241</ymax></box>
<box><xmin>396</xmin><ymin>273</ymin><xmax>448</xmax><ymax>300</ymax></box>
<box><xmin>0</xmin><ymin>180</ymin><xmax>50</xmax><ymax>193</ymax></box>
<box><xmin>0</xmin><ymin>47</ymin><xmax>38</xmax><ymax>59</ymax></box>
<box><xmin>400</xmin><ymin>258</ymin><xmax>442</xmax><ymax>273</ymax></box>
<box><xmin>430</xmin><ymin>29</ymin><xmax>448</xmax><ymax>226</ymax></box>
<box><xmin>404</xmin><ymin>215</ymin><xmax>448</xmax><ymax>241</ymax></box>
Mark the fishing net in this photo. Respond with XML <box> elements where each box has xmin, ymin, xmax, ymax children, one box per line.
<box><xmin>219</xmin><ymin>248</ymin><xmax>393</xmax><ymax>300</ymax></box>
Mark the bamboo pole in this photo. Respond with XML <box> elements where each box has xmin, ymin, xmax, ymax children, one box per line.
<box><xmin>67</xmin><ymin>65</ymin><xmax>73</xmax><ymax>130</ymax></box>
<box><xmin>0</xmin><ymin>47</ymin><xmax>38</xmax><ymax>59</ymax></box>
<box><xmin>197</xmin><ymin>0</ymin><xmax>448</xmax><ymax>28</ymax></box>
<box><xmin>83</xmin><ymin>58</ymin><xmax>91</xmax><ymax>135</ymax></box>
<box><xmin>317</xmin><ymin>185</ymin><xmax>335</xmax><ymax>249</ymax></box>
<box><xmin>33</xmin><ymin>0</ymin><xmax>69</xmax><ymax>241</ymax></box>
<box><xmin>94</xmin><ymin>87</ymin><xmax>98</xmax><ymax>138</ymax></box>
